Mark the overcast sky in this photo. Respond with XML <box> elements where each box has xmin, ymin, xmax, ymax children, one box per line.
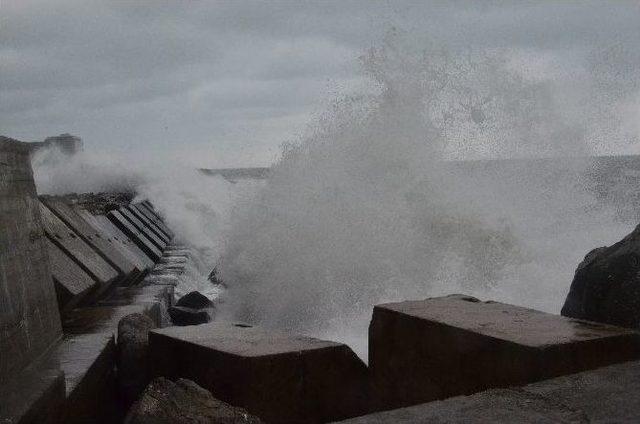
<box><xmin>2</xmin><ymin>1</ymin><xmax>640</xmax><ymax>167</ymax></box>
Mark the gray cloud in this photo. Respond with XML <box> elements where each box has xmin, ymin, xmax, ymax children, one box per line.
<box><xmin>1</xmin><ymin>0</ymin><xmax>639</xmax><ymax>166</ymax></box>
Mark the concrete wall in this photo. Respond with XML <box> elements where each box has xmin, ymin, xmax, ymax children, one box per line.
<box><xmin>0</xmin><ymin>136</ymin><xmax>61</xmax><ymax>384</ymax></box>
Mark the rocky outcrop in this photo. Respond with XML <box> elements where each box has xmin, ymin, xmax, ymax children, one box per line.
<box><xmin>117</xmin><ymin>313</ymin><xmax>157</xmax><ymax>406</ymax></box>
<box><xmin>562</xmin><ymin>224</ymin><xmax>640</xmax><ymax>328</ymax></box>
<box><xmin>124</xmin><ymin>377</ymin><xmax>262</xmax><ymax>424</ymax></box>
<box><xmin>176</xmin><ymin>291</ymin><xmax>214</xmax><ymax>309</ymax></box>
<box><xmin>168</xmin><ymin>306</ymin><xmax>211</xmax><ymax>326</ymax></box>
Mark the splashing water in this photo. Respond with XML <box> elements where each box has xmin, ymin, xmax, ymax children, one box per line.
<box><xmin>217</xmin><ymin>34</ymin><xmax>638</xmax><ymax>359</ymax></box>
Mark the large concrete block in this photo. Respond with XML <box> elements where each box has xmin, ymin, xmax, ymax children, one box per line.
<box><xmin>126</xmin><ymin>205</ymin><xmax>171</xmax><ymax>244</ymax></box>
<box><xmin>119</xmin><ymin>208</ymin><xmax>166</xmax><ymax>251</ymax></box>
<box><xmin>63</xmin><ymin>304</ymin><xmax>163</xmax><ymax>336</ymax></box>
<box><xmin>0</xmin><ymin>137</ymin><xmax>61</xmax><ymax>383</ymax></box>
<box><xmin>80</xmin><ymin>211</ymin><xmax>154</xmax><ymax>270</ymax></box>
<box><xmin>133</xmin><ymin>203</ymin><xmax>174</xmax><ymax>239</ymax></box>
<box><xmin>47</xmin><ymin>239</ymin><xmax>97</xmax><ymax>312</ymax></box>
<box><xmin>149</xmin><ymin>323</ymin><xmax>369</xmax><ymax>423</ymax></box>
<box><xmin>41</xmin><ymin>197</ymin><xmax>138</xmax><ymax>277</ymax></box>
<box><xmin>39</xmin><ymin>202</ymin><xmax>119</xmax><ymax>293</ymax></box>
<box><xmin>136</xmin><ymin>202</ymin><xmax>174</xmax><ymax>239</ymax></box>
<box><xmin>107</xmin><ymin>210</ymin><xmax>162</xmax><ymax>261</ymax></box>
<box><xmin>369</xmin><ymin>294</ymin><xmax>640</xmax><ymax>409</ymax></box>
<box><xmin>337</xmin><ymin>359</ymin><xmax>640</xmax><ymax>423</ymax></box>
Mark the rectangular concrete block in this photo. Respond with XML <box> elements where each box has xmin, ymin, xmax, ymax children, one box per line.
<box><xmin>0</xmin><ymin>137</ymin><xmax>62</xmax><ymax>383</ymax></box>
<box><xmin>47</xmin><ymin>239</ymin><xmax>98</xmax><ymax>312</ymax></box>
<box><xmin>136</xmin><ymin>202</ymin><xmax>174</xmax><ymax>239</ymax></box>
<box><xmin>41</xmin><ymin>197</ymin><xmax>138</xmax><ymax>277</ymax></box>
<box><xmin>39</xmin><ymin>202</ymin><xmax>119</xmax><ymax>293</ymax></box>
<box><xmin>107</xmin><ymin>210</ymin><xmax>162</xmax><ymax>261</ymax></box>
<box><xmin>150</xmin><ymin>323</ymin><xmax>369</xmax><ymax>423</ymax></box>
<box><xmin>132</xmin><ymin>203</ymin><xmax>172</xmax><ymax>240</ymax></box>
<box><xmin>126</xmin><ymin>205</ymin><xmax>171</xmax><ymax>244</ymax></box>
<box><xmin>369</xmin><ymin>294</ymin><xmax>640</xmax><ymax>410</ymax></box>
<box><xmin>119</xmin><ymin>207</ymin><xmax>166</xmax><ymax>251</ymax></box>
<box><xmin>80</xmin><ymin>211</ymin><xmax>155</xmax><ymax>270</ymax></box>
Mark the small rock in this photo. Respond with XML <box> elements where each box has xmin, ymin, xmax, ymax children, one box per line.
<box><xmin>176</xmin><ymin>291</ymin><xmax>214</xmax><ymax>309</ymax></box>
<box><xmin>117</xmin><ymin>313</ymin><xmax>157</xmax><ymax>406</ymax></box>
<box><xmin>168</xmin><ymin>306</ymin><xmax>211</xmax><ymax>326</ymax></box>
<box><xmin>124</xmin><ymin>377</ymin><xmax>263</xmax><ymax>424</ymax></box>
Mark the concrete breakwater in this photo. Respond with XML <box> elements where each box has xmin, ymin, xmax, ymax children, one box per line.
<box><xmin>3</xmin><ymin>133</ymin><xmax>640</xmax><ymax>423</ymax></box>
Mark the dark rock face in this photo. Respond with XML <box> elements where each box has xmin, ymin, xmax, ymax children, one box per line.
<box><xmin>168</xmin><ymin>306</ymin><xmax>211</xmax><ymax>326</ymax></box>
<box><xmin>117</xmin><ymin>313</ymin><xmax>157</xmax><ymax>406</ymax></box>
<box><xmin>176</xmin><ymin>291</ymin><xmax>214</xmax><ymax>309</ymax></box>
<box><xmin>562</xmin><ymin>225</ymin><xmax>640</xmax><ymax>328</ymax></box>
<box><xmin>124</xmin><ymin>377</ymin><xmax>263</xmax><ymax>424</ymax></box>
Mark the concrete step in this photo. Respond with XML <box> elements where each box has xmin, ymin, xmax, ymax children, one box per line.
<box><xmin>336</xmin><ymin>360</ymin><xmax>640</xmax><ymax>423</ymax></box>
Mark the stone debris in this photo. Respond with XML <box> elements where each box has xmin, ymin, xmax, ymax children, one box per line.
<box><xmin>124</xmin><ymin>377</ymin><xmax>263</xmax><ymax>424</ymax></box>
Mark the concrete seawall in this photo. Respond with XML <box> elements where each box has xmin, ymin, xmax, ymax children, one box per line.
<box><xmin>0</xmin><ymin>136</ymin><xmax>61</xmax><ymax>384</ymax></box>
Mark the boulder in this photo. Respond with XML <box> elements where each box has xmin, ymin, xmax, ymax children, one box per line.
<box><xmin>176</xmin><ymin>291</ymin><xmax>214</xmax><ymax>309</ymax></box>
<box><xmin>168</xmin><ymin>306</ymin><xmax>211</xmax><ymax>326</ymax></box>
<box><xmin>117</xmin><ymin>313</ymin><xmax>157</xmax><ymax>406</ymax></box>
<box><xmin>124</xmin><ymin>377</ymin><xmax>263</xmax><ymax>424</ymax></box>
<box><xmin>562</xmin><ymin>224</ymin><xmax>640</xmax><ymax>328</ymax></box>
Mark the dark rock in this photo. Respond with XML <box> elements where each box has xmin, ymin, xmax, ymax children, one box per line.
<box><xmin>124</xmin><ymin>377</ymin><xmax>263</xmax><ymax>424</ymax></box>
<box><xmin>176</xmin><ymin>291</ymin><xmax>214</xmax><ymax>309</ymax></box>
<box><xmin>168</xmin><ymin>306</ymin><xmax>211</xmax><ymax>326</ymax></box>
<box><xmin>117</xmin><ymin>313</ymin><xmax>157</xmax><ymax>406</ymax></box>
<box><xmin>562</xmin><ymin>224</ymin><xmax>640</xmax><ymax>328</ymax></box>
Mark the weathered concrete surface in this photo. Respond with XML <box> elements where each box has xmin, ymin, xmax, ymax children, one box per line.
<box><xmin>132</xmin><ymin>203</ymin><xmax>172</xmax><ymax>240</ymax></box>
<box><xmin>149</xmin><ymin>323</ymin><xmax>369</xmax><ymax>423</ymax></box>
<box><xmin>126</xmin><ymin>205</ymin><xmax>171</xmax><ymax>244</ymax></box>
<box><xmin>369</xmin><ymin>294</ymin><xmax>640</xmax><ymax>409</ymax></box>
<box><xmin>125</xmin><ymin>377</ymin><xmax>263</xmax><ymax>424</ymax></box>
<box><xmin>562</xmin><ymin>224</ymin><xmax>640</xmax><ymax>329</ymax></box>
<box><xmin>136</xmin><ymin>202</ymin><xmax>174</xmax><ymax>239</ymax></box>
<box><xmin>107</xmin><ymin>210</ymin><xmax>162</xmax><ymax>261</ymax></box>
<box><xmin>55</xmin><ymin>332</ymin><xmax>121</xmax><ymax>424</ymax></box>
<box><xmin>337</xmin><ymin>360</ymin><xmax>640</xmax><ymax>423</ymax></box>
<box><xmin>0</xmin><ymin>137</ymin><xmax>61</xmax><ymax>384</ymax></box>
<box><xmin>117</xmin><ymin>313</ymin><xmax>157</xmax><ymax>406</ymax></box>
<box><xmin>40</xmin><ymin>202</ymin><xmax>119</xmax><ymax>293</ymax></box>
<box><xmin>81</xmin><ymin>211</ymin><xmax>154</xmax><ymax>270</ymax></box>
<box><xmin>0</xmin><ymin>363</ymin><xmax>65</xmax><ymax>424</ymax></box>
<box><xmin>47</xmin><ymin>238</ymin><xmax>97</xmax><ymax>312</ymax></box>
<box><xmin>119</xmin><ymin>207</ymin><xmax>167</xmax><ymax>251</ymax></box>
<box><xmin>41</xmin><ymin>197</ymin><xmax>139</xmax><ymax>277</ymax></box>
